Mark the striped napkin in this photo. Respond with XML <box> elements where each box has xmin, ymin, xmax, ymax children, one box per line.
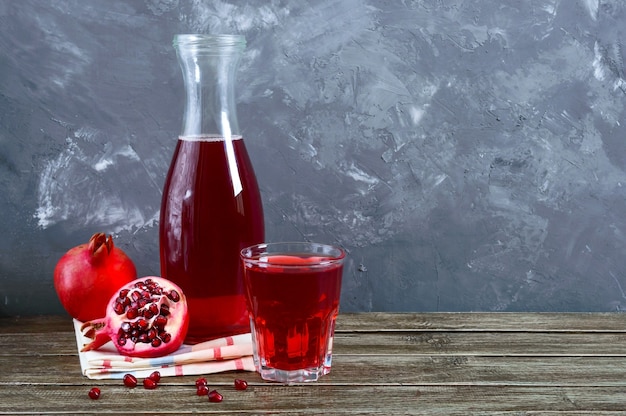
<box><xmin>73</xmin><ymin>319</ymin><xmax>255</xmax><ymax>380</ymax></box>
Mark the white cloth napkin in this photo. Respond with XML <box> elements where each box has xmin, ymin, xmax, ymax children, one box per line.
<box><xmin>73</xmin><ymin>319</ymin><xmax>255</xmax><ymax>380</ymax></box>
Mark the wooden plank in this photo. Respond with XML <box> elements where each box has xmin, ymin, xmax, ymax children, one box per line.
<box><xmin>2</xmin><ymin>353</ymin><xmax>626</xmax><ymax>387</ymax></box>
<box><xmin>3</xmin><ymin>329</ymin><xmax>626</xmax><ymax>358</ymax></box>
<box><xmin>334</xmin><ymin>331</ymin><xmax>626</xmax><ymax>356</ymax></box>
<box><xmin>1</xmin><ymin>385</ymin><xmax>626</xmax><ymax>414</ymax></box>
<box><xmin>337</xmin><ymin>312</ymin><xmax>626</xmax><ymax>332</ymax></box>
<box><xmin>0</xmin><ymin>333</ymin><xmax>77</xmax><ymax>355</ymax></box>
<box><xmin>5</xmin><ymin>313</ymin><xmax>626</xmax><ymax>335</ymax></box>
<box><xmin>0</xmin><ymin>315</ymin><xmax>73</xmax><ymax>334</ymax></box>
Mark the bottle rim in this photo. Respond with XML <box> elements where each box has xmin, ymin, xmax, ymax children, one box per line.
<box><xmin>173</xmin><ymin>34</ymin><xmax>246</xmax><ymax>52</ymax></box>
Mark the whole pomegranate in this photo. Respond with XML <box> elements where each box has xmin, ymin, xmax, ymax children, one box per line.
<box><xmin>54</xmin><ymin>233</ymin><xmax>137</xmax><ymax>322</ymax></box>
<box><xmin>81</xmin><ymin>276</ymin><xmax>189</xmax><ymax>358</ymax></box>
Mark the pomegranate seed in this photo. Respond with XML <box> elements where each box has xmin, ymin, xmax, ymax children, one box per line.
<box><xmin>117</xmin><ymin>298</ymin><xmax>130</xmax><ymax>311</ymax></box>
<box><xmin>146</xmin><ymin>303</ymin><xmax>159</xmax><ymax>318</ymax></box>
<box><xmin>123</xmin><ymin>374</ymin><xmax>137</xmax><ymax>388</ymax></box>
<box><xmin>195</xmin><ymin>377</ymin><xmax>207</xmax><ymax>387</ymax></box>
<box><xmin>234</xmin><ymin>379</ymin><xmax>248</xmax><ymax>390</ymax></box>
<box><xmin>120</xmin><ymin>322</ymin><xmax>131</xmax><ymax>333</ymax></box>
<box><xmin>159</xmin><ymin>332</ymin><xmax>172</xmax><ymax>343</ymax></box>
<box><xmin>148</xmin><ymin>371</ymin><xmax>161</xmax><ymax>383</ymax></box>
<box><xmin>154</xmin><ymin>315</ymin><xmax>167</xmax><ymax>328</ymax></box>
<box><xmin>208</xmin><ymin>389</ymin><xmax>223</xmax><ymax>402</ymax></box>
<box><xmin>143</xmin><ymin>377</ymin><xmax>158</xmax><ymax>390</ymax></box>
<box><xmin>137</xmin><ymin>318</ymin><xmax>149</xmax><ymax>330</ymax></box>
<box><xmin>126</xmin><ymin>307</ymin><xmax>139</xmax><ymax>319</ymax></box>
<box><xmin>168</xmin><ymin>290</ymin><xmax>180</xmax><ymax>302</ymax></box>
<box><xmin>196</xmin><ymin>384</ymin><xmax>209</xmax><ymax>396</ymax></box>
<box><xmin>88</xmin><ymin>387</ymin><xmax>101</xmax><ymax>400</ymax></box>
<box><xmin>113</xmin><ymin>301</ymin><xmax>125</xmax><ymax>315</ymax></box>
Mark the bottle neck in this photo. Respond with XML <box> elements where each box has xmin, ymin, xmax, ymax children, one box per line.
<box><xmin>174</xmin><ymin>35</ymin><xmax>245</xmax><ymax>138</ymax></box>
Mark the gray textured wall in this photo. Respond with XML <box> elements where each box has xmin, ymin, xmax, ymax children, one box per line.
<box><xmin>1</xmin><ymin>0</ymin><xmax>625</xmax><ymax>316</ymax></box>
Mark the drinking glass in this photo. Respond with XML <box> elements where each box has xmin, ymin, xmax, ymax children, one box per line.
<box><xmin>240</xmin><ymin>242</ymin><xmax>345</xmax><ymax>383</ymax></box>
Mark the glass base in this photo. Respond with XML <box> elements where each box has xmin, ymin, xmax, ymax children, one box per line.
<box><xmin>249</xmin><ymin>316</ymin><xmax>337</xmax><ymax>383</ymax></box>
<box><xmin>257</xmin><ymin>364</ymin><xmax>331</xmax><ymax>383</ymax></box>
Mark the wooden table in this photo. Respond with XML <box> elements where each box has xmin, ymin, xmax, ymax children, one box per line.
<box><xmin>1</xmin><ymin>313</ymin><xmax>626</xmax><ymax>414</ymax></box>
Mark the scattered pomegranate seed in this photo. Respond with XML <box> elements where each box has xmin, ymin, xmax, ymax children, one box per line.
<box><xmin>88</xmin><ymin>387</ymin><xmax>101</xmax><ymax>400</ymax></box>
<box><xmin>123</xmin><ymin>374</ymin><xmax>138</xmax><ymax>388</ymax></box>
<box><xmin>148</xmin><ymin>371</ymin><xmax>161</xmax><ymax>383</ymax></box>
<box><xmin>208</xmin><ymin>389</ymin><xmax>223</xmax><ymax>402</ymax></box>
<box><xmin>143</xmin><ymin>377</ymin><xmax>158</xmax><ymax>390</ymax></box>
<box><xmin>234</xmin><ymin>379</ymin><xmax>248</xmax><ymax>390</ymax></box>
<box><xmin>196</xmin><ymin>384</ymin><xmax>209</xmax><ymax>396</ymax></box>
<box><xmin>195</xmin><ymin>377</ymin><xmax>207</xmax><ymax>387</ymax></box>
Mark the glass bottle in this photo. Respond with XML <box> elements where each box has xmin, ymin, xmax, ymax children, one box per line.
<box><xmin>160</xmin><ymin>34</ymin><xmax>265</xmax><ymax>343</ymax></box>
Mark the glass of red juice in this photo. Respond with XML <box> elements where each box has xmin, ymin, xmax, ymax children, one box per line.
<box><xmin>240</xmin><ymin>242</ymin><xmax>346</xmax><ymax>383</ymax></box>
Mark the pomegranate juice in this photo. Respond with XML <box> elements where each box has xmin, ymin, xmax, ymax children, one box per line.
<box><xmin>160</xmin><ymin>135</ymin><xmax>264</xmax><ymax>342</ymax></box>
<box><xmin>243</xmin><ymin>254</ymin><xmax>343</xmax><ymax>374</ymax></box>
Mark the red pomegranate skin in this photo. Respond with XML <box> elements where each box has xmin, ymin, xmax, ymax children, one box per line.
<box><xmin>54</xmin><ymin>233</ymin><xmax>137</xmax><ymax>322</ymax></box>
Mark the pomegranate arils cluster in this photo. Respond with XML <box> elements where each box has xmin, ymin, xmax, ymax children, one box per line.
<box><xmin>113</xmin><ymin>279</ymin><xmax>180</xmax><ymax>348</ymax></box>
<box><xmin>196</xmin><ymin>377</ymin><xmax>209</xmax><ymax>396</ymax></box>
<box><xmin>81</xmin><ymin>276</ymin><xmax>188</xmax><ymax>358</ymax></box>
<box><xmin>90</xmin><ymin>374</ymin><xmax>247</xmax><ymax>402</ymax></box>
<box><xmin>121</xmin><ymin>371</ymin><xmax>161</xmax><ymax>390</ymax></box>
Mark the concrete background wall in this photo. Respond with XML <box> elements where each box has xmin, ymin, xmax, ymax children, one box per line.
<box><xmin>1</xmin><ymin>0</ymin><xmax>625</xmax><ymax>316</ymax></box>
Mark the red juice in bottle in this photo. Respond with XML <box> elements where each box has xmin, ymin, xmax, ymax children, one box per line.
<box><xmin>160</xmin><ymin>135</ymin><xmax>264</xmax><ymax>342</ymax></box>
<box><xmin>243</xmin><ymin>254</ymin><xmax>343</xmax><ymax>372</ymax></box>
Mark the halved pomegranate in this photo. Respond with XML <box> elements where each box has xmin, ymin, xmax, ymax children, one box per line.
<box><xmin>81</xmin><ymin>276</ymin><xmax>189</xmax><ymax>358</ymax></box>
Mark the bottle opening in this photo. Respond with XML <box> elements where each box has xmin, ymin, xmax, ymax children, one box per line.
<box><xmin>178</xmin><ymin>134</ymin><xmax>243</xmax><ymax>143</ymax></box>
<box><xmin>173</xmin><ymin>34</ymin><xmax>246</xmax><ymax>53</ymax></box>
